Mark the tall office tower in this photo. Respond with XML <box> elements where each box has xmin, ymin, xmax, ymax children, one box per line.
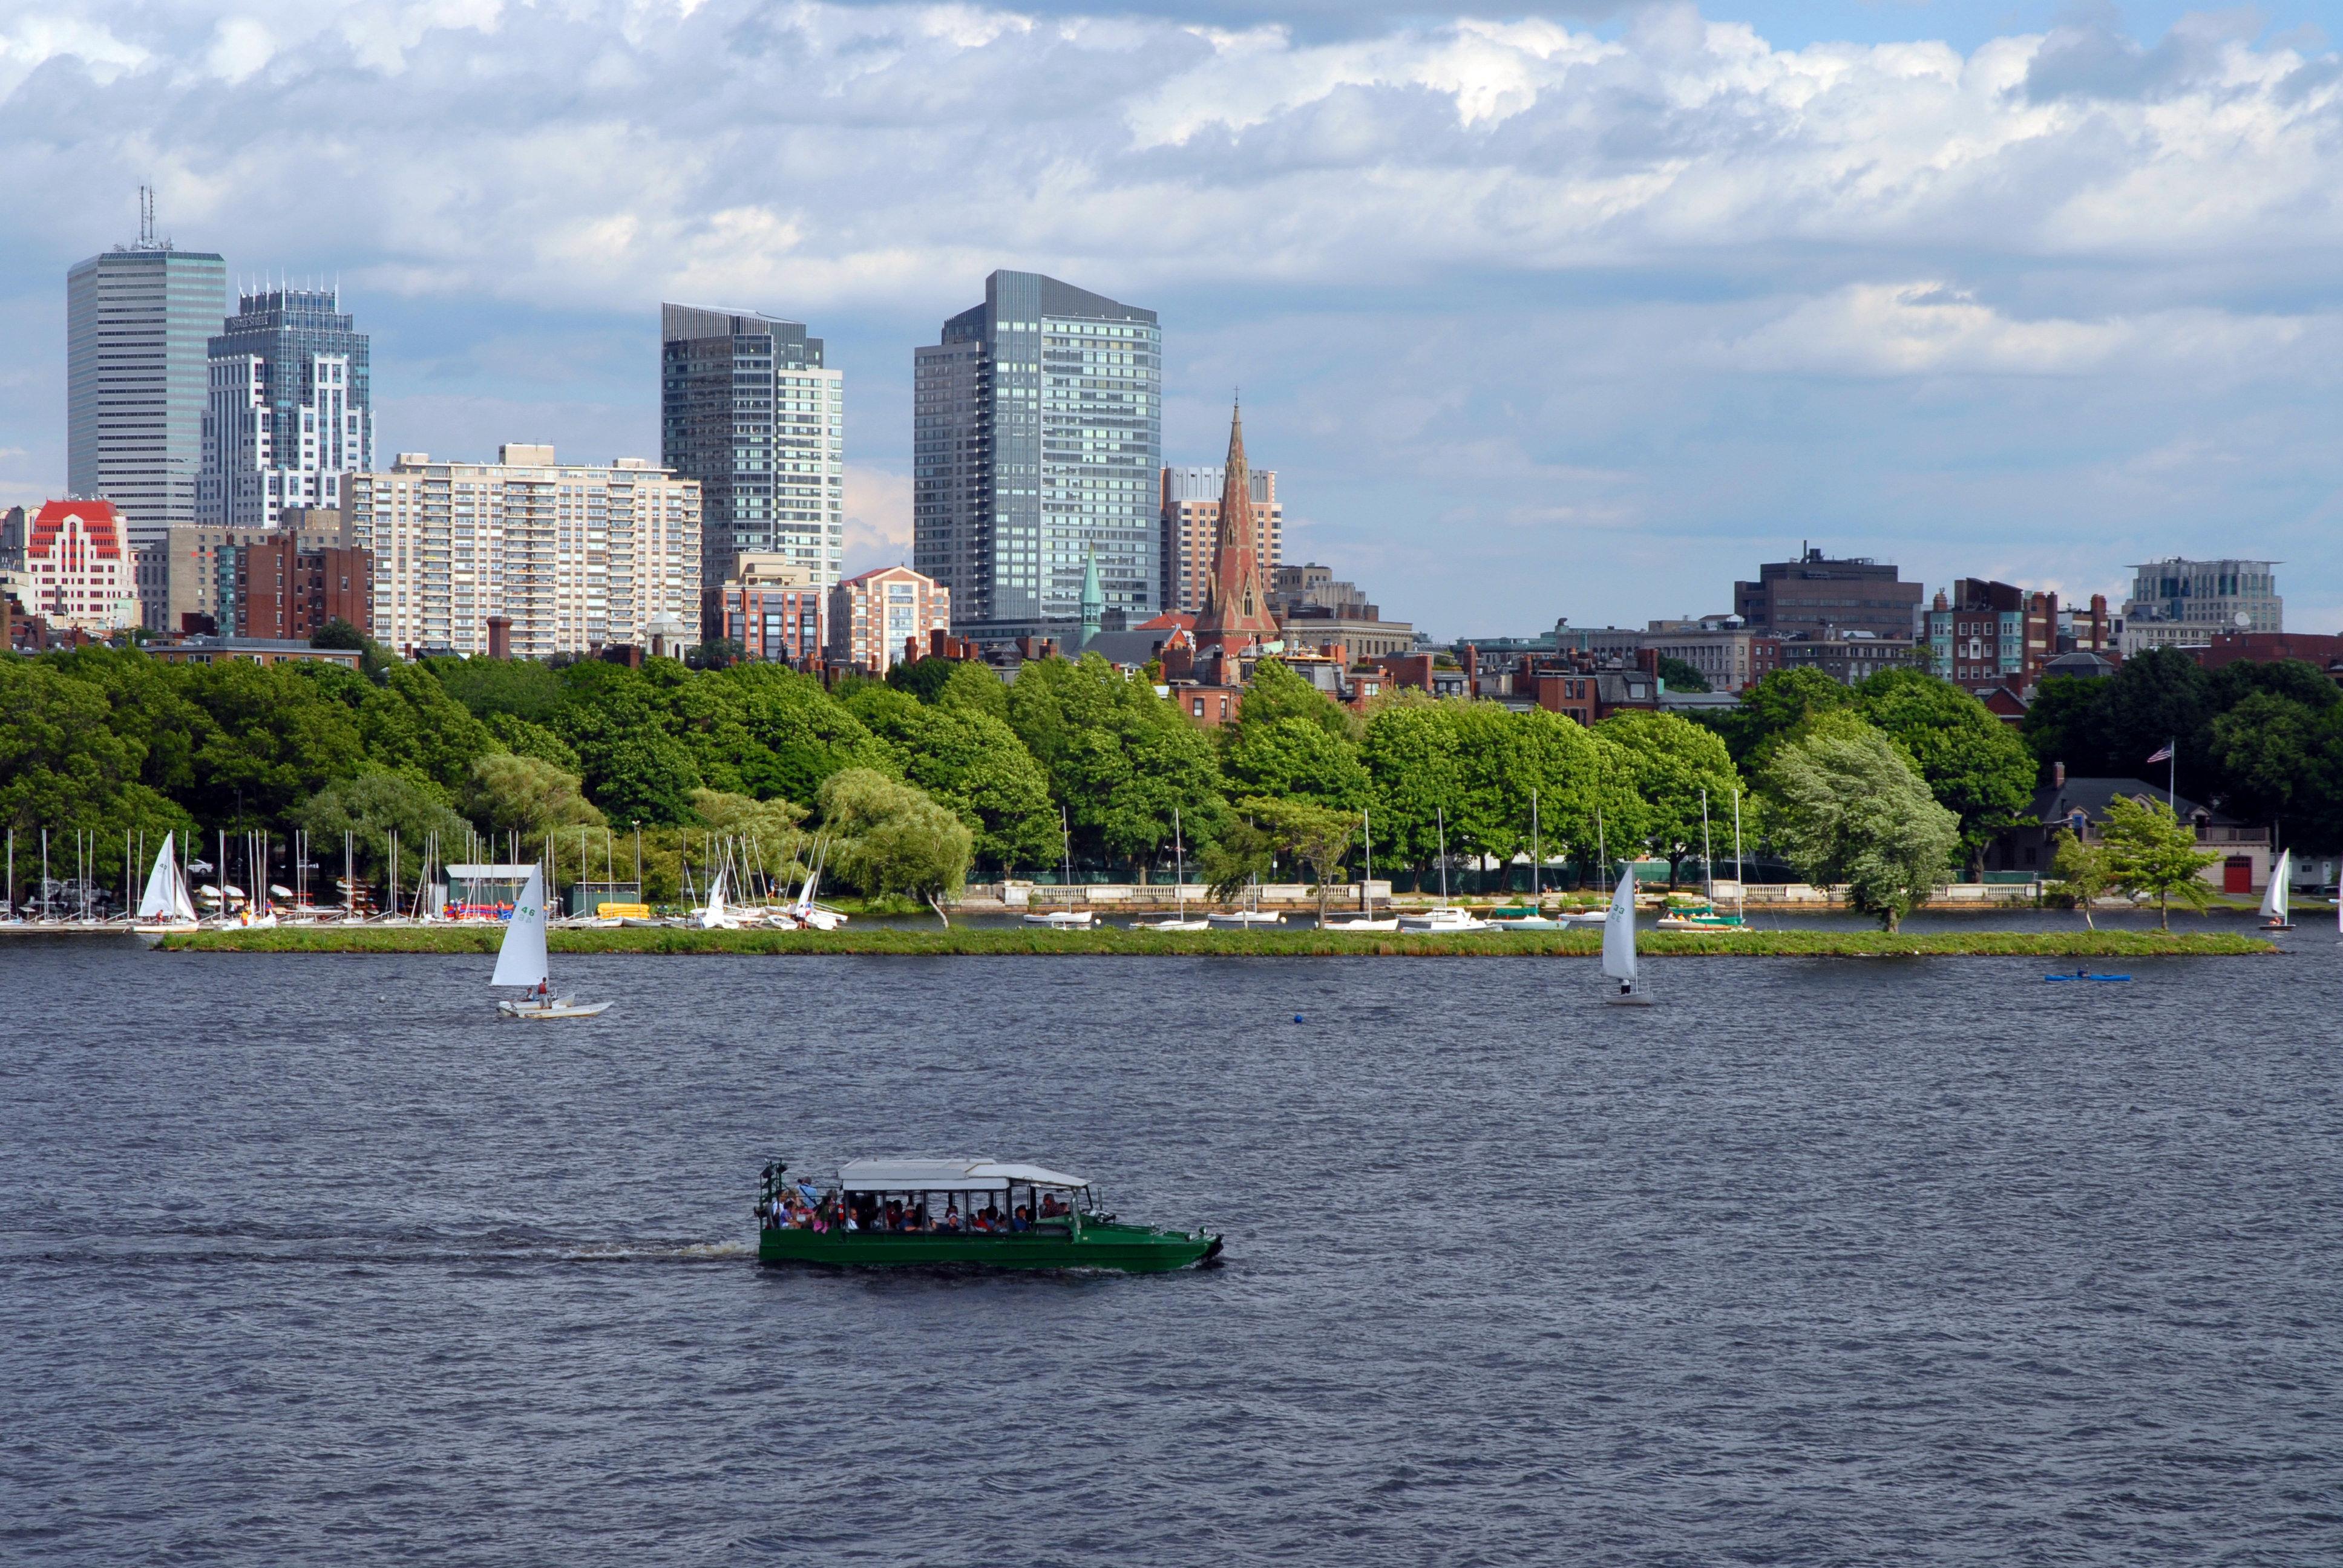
<box><xmin>1161</xmin><ymin>462</ymin><xmax>1279</xmax><ymax>614</ymax></box>
<box><xmin>65</xmin><ymin>193</ymin><xmax>227</xmax><ymax>606</ymax></box>
<box><xmin>913</xmin><ymin>270</ymin><xmax>1159</xmax><ymax>644</ymax></box>
<box><xmin>199</xmin><ymin>287</ymin><xmax>372</xmax><ymax>531</ymax></box>
<box><xmin>660</xmin><ymin>304</ymin><xmax>842</xmax><ymax>606</ymax></box>
<box><xmin>347</xmin><ymin>445</ymin><xmax>700</xmax><ymax>658</ymax></box>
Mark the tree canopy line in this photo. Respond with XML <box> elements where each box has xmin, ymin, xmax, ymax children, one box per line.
<box><xmin>0</xmin><ymin>636</ymin><xmax>2319</xmax><ymax>926</ymax></box>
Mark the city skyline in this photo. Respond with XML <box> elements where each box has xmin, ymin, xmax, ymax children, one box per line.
<box><xmin>8</xmin><ymin>2</ymin><xmax>2343</xmax><ymax>637</ymax></box>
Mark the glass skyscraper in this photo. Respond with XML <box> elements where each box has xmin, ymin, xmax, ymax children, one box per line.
<box><xmin>200</xmin><ymin>287</ymin><xmax>373</xmax><ymax>529</ymax></box>
<box><xmin>660</xmin><ymin>304</ymin><xmax>843</xmax><ymax>601</ymax></box>
<box><xmin>913</xmin><ymin>270</ymin><xmax>1159</xmax><ymax>642</ymax></box>
<box><xmin>66</xmin><ymin>228</ymin><xmax>227</xmax><ymax>549</ymax></box>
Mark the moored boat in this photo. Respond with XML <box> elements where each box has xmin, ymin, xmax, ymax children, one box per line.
<box><xmin>758</xmin><ymin>1158</ymin><xmax>1221</xmax><ymax>1272</ymax></box>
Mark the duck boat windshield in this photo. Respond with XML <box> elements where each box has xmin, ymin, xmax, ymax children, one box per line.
<box><xmin>757</xmin><ymin>1157</ymin><xmax>1221</xmax><ymax>1272</ymax></box>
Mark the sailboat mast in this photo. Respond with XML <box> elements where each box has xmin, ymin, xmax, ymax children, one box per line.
<box><xmin>1173</xmin><ymin>807</ymin><xmax>1185</xmax><ymax>918</ymax></box>
<box><xmin>1437</xmin><ymin>806</ymin><xmax>1449</xmax><ymax>904</ymax></box>
<box><xmin>1530</xmin><ymin>789</ymin><xmax>1540</xmax><ymax>901</ymax></box>
<box><xmin>1363</xmin><ymin>808</ymin><xmax>1372</xmax><ymax>913</ymax></box>
<box><xmin>1733</xmin><ymin>788</ymin><xmax>1745</xmax><ymax>923</ymax></box>
<box><xmin>1700</xmin><ymin>789</ymin><xmax>1712</xmax><ymax>901</ymax></box>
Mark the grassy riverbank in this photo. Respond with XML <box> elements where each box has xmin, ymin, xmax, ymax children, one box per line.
<box><xmin>157</xmin><ymin>926</ymin><xmax>2276</xmax><ymax>958</ymax></box>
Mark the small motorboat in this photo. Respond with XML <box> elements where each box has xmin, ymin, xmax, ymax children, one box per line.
<box><xmin>1023</xmin><ymin>909</ymin><xmax>1096</xmax><ymax>929</ymax></box>
<box><xmin>1398</xmin><ymin>906</ymin><xmax>1489</xmax><ymax>933</ymax></box>
<box><xmin>1207</xmin><ymin>909</ymin><xmax>1283</xmax><ymax>927</ymax></box>
<box><xmin>1320</xmin><ymin>915</ymin><xmax>1399</xmax><ymax>932</ymax></box>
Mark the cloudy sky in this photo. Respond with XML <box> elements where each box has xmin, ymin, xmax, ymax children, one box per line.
<box><xmin>3</xmin><ymin>0</ymin><xmax>2341</xmax><ymax>636</ymax></box>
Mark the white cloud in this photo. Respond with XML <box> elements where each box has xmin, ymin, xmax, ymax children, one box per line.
<box><xmin>843</xmin><ymin>463</ymin><xmax>913</xmax><ymax>574</ymax></box>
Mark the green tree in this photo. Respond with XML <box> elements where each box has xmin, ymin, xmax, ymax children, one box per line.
<box><xmin>1594</xmin><ymin>709</ymin><xmax>1742</xmax><ymax>886</ymax></box>
<box><xmin>842</xmin><ymin>684</ymin><xmax>1058</xmax><ymax>874</ymax></box>
<box><xmin>485</xmin><ymin>712</ymin><xmax>582</xmax><ymax>773</ymax></box>
<box><xmin>1241</xmin><ymin>795</ymin><xmax>1357</xmax><ymax>920</ymax></box>
<box><xmin>1654</xmin><ymin>655</ymin><xmax>1710</xmax><ymax>693</ymax></box>
<box><xmin>1233</xmin><ymin>658</ymin><xmax>1360</xmax><ymax>743</ymax></box>
<box><xmin>1761</xmin><ymin>717</ymin><xmax>1961</xmax><ymax>931</ymax></box>
<box><xmin>0</xmin><ymin>657</ymin><xmax>197</xmax><ymax>902</ymax></box>
<box><xmin>2205</xmin><ymin>691</ymin><xmax>2324</xmax><ymax>832</ymax></box>
<box><xmin>2099</xmin><ymin>794</ymin><xmax>2220</xmax><ymax>929</ymax></box>
<box><xmin>1201</xmin><ymin>814</ymin><xmax>1273</xmax><ymax>903</ymax></box>
<box><xmin>816</xmin><ymin>767</ymin><xmax>972</xmax><ymax>904</ymax></box>
<box><xmin>310</xmin><ymin>618</ymin><xmax>365</xmax><ymax>651</ymax></box>
<box><xmin>359</xmin><ymin>662</ymin><xmax>500</xmax><ymax>794</ymax></box>
<box><xmin>290</xmin><ymin>770</ymin><xmax>470</xmax><ymax>887</ymax></box>
<box><xmin>2047</xmin><ymin>828</ymin><xmax>2115</xmax><ymax>930</ymax></box>
<box><xmin>1855</xmin><ymin>668</ymin><xmax>2037</xmax><ymax>876</ymax></box>
<box><xmin>886</xmin><ymin>656</ymin><xmax>959</xmax><ymax>704</ymax></box>
<box><xmin>1011</xmin><ymin>655</ymin><xmax>1225</xmax><ymax>873</ymax></box>
<box><xmin>464</xmin><ymin>754</ymin><xmax>605</xmax><ymax>843</ymax></box>
<box><xmin>1221</xmin><ymin>715</ymin><xmax>1369</xmax><ymax>808</ymax></box>
<box><xmin>578</xmin><ymin>729</ymin><xmax>702</xmax><ymax>826</ymax></box>
<box><xmin>430</xmin><ymin>656</ymin><xmax>569</xmax><ymax>723</ymax></box>
<box><xmin>179</xmin><ymin>660</ymin><xmax>369</xmax><ymax>828</ymax></box>
<box><xmin>1705</xmin><ymin>667</ymin><xmax>1854</xmax><ymax>766</ymax></box>
<box><xmin>934</xmin><ymin>659</ymin><xmax>1011</xmax><ymax>720</ymax></box>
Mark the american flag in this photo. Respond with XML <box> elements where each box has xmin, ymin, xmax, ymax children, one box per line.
<box><xmin>2146</xmin><ymin>742</ymin><xmax>2174</xmax><ymax>765</ymax></box>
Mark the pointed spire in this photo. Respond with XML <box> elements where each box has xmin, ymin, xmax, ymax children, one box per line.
<box><xmin>1193</xmin><ymin>396</ymin><xmax>1279</xmax><ymax>659</ymax></box>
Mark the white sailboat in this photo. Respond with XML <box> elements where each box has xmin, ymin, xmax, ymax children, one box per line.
<box><xmin>132</xmin><ymin>833</ymin><xmax>202</xmax><ymax>941</ymax></box>
<box><xmin>1026</xmin><ymin>807</ymin><xmax>1098</xmax><ymax>927</ymax></box>
<box><xmin>1323</xmin><ymin>807</ymin><xmax>1398</xmax><ymax>931</ymax></box>
<box><xmin>697</xmin><ymin>863</ymin><xmax>740</xmax><ymax>929</ymax></box>
<box><xmin>494</xmin><ymin>866</ymin><xmax>609</xmax><ymax>1019</ymax></box>
<box><xmin>2261</xmin><ymin>849</ymin><xmax>2293</xmax><ymax>930</ymax></box>
<box><xmin>790</xmin><ymin>838</ymin><xmax>849</xmax><ymax>930</ymax></box>
<box><xmin>1139</xmin><ymin>807</ymin><xmax>1211</xmax><ymax>931</ymax></box>
<box><xmin>1398</xmin><ymin>807</ymin><xmax>1487</xmax><ymax>932</ymax></box>
<box><xmin>1602</xmin><ymin>865</ymin><xmax>1653</xmax><ymax>1005</ymax></box>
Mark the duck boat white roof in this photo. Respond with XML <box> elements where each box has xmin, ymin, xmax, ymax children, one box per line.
<box><xmin>837</xmin><ymin>1158</ymin><xmax>1090</xmax><ymax>1192</ymax></box>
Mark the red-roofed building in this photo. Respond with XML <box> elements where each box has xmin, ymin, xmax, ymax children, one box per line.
<box><xmin>19</xmin><ymin>500</ymin><xmax>137</xmax><ymax>633</ymax></box>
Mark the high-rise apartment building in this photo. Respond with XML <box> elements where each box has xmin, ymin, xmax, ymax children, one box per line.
<box><xmin>199</xmin><ymin>287</ymin><xmax>372</xmax><ymax>531</ymax></box>
<box><xmin>347</xmin><ymin>446</ymin><xmax>700</xmax><ymax>658</ymax></box>
<box><xmin>1161</xmin><ymin>464</ymin><xmax>1279</xmax><ymax>614</ymax></box>
<box><xmin>66</xmin><ymin>195</ymin><xmax>227</xmax><ymax>621</ymax></box>
<box><xmin>913</xmin><ymin>270</ymin><xmax>1159</xmax><ymax>644</ymax></box>
<box><xmin>660</xmin><ymin>305</ymin><xmax>842</xmax><ymax>604</ymax></box>
<box><xmin>2121</xmin><ymin>558</ymin><xmax>2280</xmax><ymax>654</ymax></box>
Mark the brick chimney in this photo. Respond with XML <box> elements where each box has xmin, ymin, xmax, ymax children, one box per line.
<box><xmin>485</xmin><ymin>615</ymin><xmax>512</xmax><ymax>659</ymax></box>
<box><xmin>2053</xmin><ymin>760</ymin><xmax>2066</xmax><ymax>789</ymax></box>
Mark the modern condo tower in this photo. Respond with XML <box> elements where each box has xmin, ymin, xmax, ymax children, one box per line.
<box><xmin>199</xmin><ymin>286</ymin><xmax>373</xmax><ymax>530</ymax></box>
<box><xmin>65</xmin><ymin>194</ymin><xmax>226</xmax><ymax>549</ymax></box>
<box><xmin>913</xmin><ymin>270</ymin><xmax>1159</xmax><ymax>644</ymax></box>
<box><xmin>661</xmin><ymin>304</ymin><xmax>842</xmax><ymax>603</ymax></box>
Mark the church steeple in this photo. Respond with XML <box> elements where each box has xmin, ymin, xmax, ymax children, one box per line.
<box><xmin>1192</xmin><ymin>396</ymin><xmax>1279</xmax><ymax>661</ymax></box>
<box><xmin>1078</xmin><ymin>546</ymin><xmax>1103</xmax><ymax>650</ymax></box>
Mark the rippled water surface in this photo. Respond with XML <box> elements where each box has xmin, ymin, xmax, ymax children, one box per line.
<box><xmin>5</xmin><ymin>939</ymin><xmax>2339</xmax><ymax>1564</ymax></box>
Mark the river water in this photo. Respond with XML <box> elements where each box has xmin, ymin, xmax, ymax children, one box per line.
<box><xmin>4</xmin><ymin>939</ymin><xmax>2338</xmax><ymax>1564</ymax></box>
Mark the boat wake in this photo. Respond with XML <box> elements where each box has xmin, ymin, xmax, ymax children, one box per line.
<box><xmin>0</xmin><ymin>1223</ymin><xmax>752</xmax><ymax>1269</ymax></box>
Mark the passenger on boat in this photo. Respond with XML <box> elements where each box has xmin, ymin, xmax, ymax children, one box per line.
<box><xmin>1038</xmin><ymin>1194</ymin><xmax>1067</xmax><ymax>1219</ymax></box>
<box><xmin>909</xmin><ymin>1203</ymin><xmax>929</xmax><ymax>1232</ymax></box>
<box><xmin>1010</xmin><ymin>1205</ymin><xmax>1031</xmax><ymax>1232</ymax></box>
<box><xmin>883</xmin><ymin>1199</ymin><xmax>905</xmax><ymax>1232</ymax></box>
<box><xmin>940</xmin><ymin>1203</ymin><xmax>963</xmax><ymax>1232</ymax></box>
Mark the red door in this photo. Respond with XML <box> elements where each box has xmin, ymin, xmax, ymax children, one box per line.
<box><xmin>2224</xmin><ymin>857</ymin><xmax>2253</xmax><ymax>894</ymax></box>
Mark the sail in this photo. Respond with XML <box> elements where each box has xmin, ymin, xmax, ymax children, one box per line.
<box><xmin>699</xmin><ymin>866</ymin><xmax>729</xmax><ymax>928</ymax></box>
<box><xmin>170</xmin><ymin>849</ymin><xmax>198</xmax><ymax>922</ymax></box>
<box><xmin>137</xmin><ymin>834</ymin><xmax>180</xmax><ymax>920</ymax></box>
<box><xmin>2262</xmin><ymin>851</ymin><xmax>2290</xmax><ymax>921</ymax></box>
<box><xmin>491</xmin><ymin>866</ymin><xmax>551</xmax><ymax>988</ymax></box>
<box><xmin>1602</xmin><ymin>867</ymin><xmax>1637</xmax><ymax>982</ymax></box>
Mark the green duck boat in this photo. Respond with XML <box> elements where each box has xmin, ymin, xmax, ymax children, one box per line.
<box><xmin>756</xmin><ymin>1157</ymin><xmax>1222</xmax><ymax>1273</ymax></box>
